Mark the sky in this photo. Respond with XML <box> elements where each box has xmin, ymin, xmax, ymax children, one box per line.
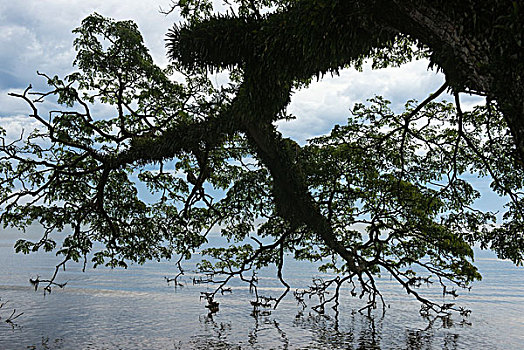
<box><xmin>0</xmin><ymin>0</ymin><xmax>486</xmax><ymax>141</ymax></box>
<box><xmin>0</xmin><ymin>0</ymin><xmax>460</xmax><ymax>142</ymax></box>
<box><xmin>0</xmin><ymin>0</ymin><xmax>505</xmax><ymax>216</ymax></box>
<box><xmin>0</xmin><ymin>0</ymin><xmax>178</xmax><ymax>139</ymax></box>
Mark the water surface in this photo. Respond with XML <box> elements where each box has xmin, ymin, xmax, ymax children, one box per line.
<box><xmin>0</xmin><ymin>229</ymin><xmax>523</xmax><ymax>349</ymax></box>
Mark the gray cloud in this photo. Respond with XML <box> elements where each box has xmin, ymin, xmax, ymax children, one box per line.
<box><xmin>0</xmin><ymin>0</ymin><xmax>177</xmax><ymax>89</ymax></box>
<box><xmin>0</xmin><ymin>0</ymin><xmax>179</xmax><ymax>136</ymax></box>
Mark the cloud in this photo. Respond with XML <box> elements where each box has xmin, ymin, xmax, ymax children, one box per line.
<box><xmin>0</xmin><ymin>0</ymin><xmax>183</xmax><ymax>138</ymax></box>
<box><xmin>0</xmin><ymin>114</ymin><xmax>40</xmax><ymax>143</ymax></box>
<box><xmin>277</xmin><ymin>60</ymin><xmax>449</xmax><ymax>144</ymax></box>
<box><xmin>0</xmin><ymin>24</ymin><xmax>48</xmax><ymax>89</ymax></box>
<box><xmin>0</xmin><ymin>0</ymin><xmax>177</xmax><ymax>92</ymax></box>
<box><xmin>0</xmin><ymin>88</ymin><xmax>31</xmax><ymax>117</ymax></box>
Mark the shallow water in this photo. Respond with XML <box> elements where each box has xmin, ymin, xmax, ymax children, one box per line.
<box><xmin>0</xmin><ymin>229</ymin><xmax>523</xmax><ymax>349</ymax></box>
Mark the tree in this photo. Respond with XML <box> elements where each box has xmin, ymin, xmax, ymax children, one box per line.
<box><xmin>1</xmin><ymin>1</ymin><xmax>522</xmax><ymax>316</ymax></box>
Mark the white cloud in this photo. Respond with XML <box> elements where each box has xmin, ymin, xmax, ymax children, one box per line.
<box><xmin>0</xmin><ymin>114</ymin><xmax>40</xmax><ymax>143</ymax></box>
<box><xmin>278</xmin><ymin>60</ymin><xmax>448</xmax><ymax>144</ymax></box>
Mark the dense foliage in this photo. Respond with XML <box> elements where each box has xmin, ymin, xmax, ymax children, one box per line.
<box><xmin>1</xmin><ymin>1</ymin><xmax>523</xmax><ymax>315</ymax></box>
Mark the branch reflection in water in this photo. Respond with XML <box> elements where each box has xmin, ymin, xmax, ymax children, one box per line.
<box><xmin>176</xmin><ymin>309</ymin><xmax>463</xmax><ymax>350</ymax></box>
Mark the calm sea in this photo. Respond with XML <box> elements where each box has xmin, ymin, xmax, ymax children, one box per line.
<box><xmin>0</xmin><ymin>227</ymin><xmax>523</xmax><ymax>349</ymax></box>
